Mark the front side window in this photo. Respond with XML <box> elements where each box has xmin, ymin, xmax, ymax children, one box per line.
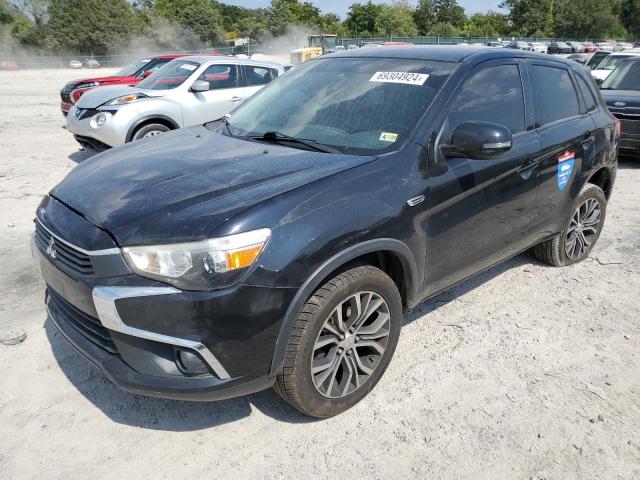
<box><xmin>137</xmin><ymin>60</ymin><xmax>200</xmax><ymax>90</ymax></box>
<box><xmin>243</xmin><ymin>66</ymin><xmax>272</xmax><ymax>86</ymax></box>
<box><xmin>447</xmin><ymin>64</ymin><xmax>526</xmax><ymax>134</ymax></box>
<box><xmin>530</xmin><ymin>65</ymin><xmax>579</xmax><ymax>126</ymax></box>
<box><xmin>197</xmin><ymin>65</ymin><xmax>238</xmax><ymax>90</ymax></box>
<box><xmin>226</xmin><ymin>57</ymin><xmax>456</xmax><ymax>155</ymax></box>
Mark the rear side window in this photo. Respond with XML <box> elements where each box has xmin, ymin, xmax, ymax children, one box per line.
<box><xmin>530</xmin><ymin>65</ymin><xmax>580</xmax><ymax>126</ymax></box>
<box><xmin>243</xmin><ymin>66</ymin><xmax>273</xmax><ymax>86</ymax></box>
<box><xmin>198</xmin><ymin>65</ymin><xmax>239</xmax><ymax>90</ymax></box>
<box><xmin>447</xmin><ymin>64</ymin><xmax>525</xmax><ymax>134</ymax></box>
<box><xmin>575</xmin><ymin>74</ymin><xmax>597</xmax><ymax>112</ymax></box>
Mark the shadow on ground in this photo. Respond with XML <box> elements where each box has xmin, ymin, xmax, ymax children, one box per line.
<box><xmin>68</xmin><ymin>148</ymin><xmax>99</xmax><ymax>163</ymax></box>
<box><xmin>46</xmin><ymin>251</ymin><xmax>537</xmax><ymax>431</ymax></box>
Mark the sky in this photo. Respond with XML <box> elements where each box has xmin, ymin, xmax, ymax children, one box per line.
<box><xmin>223</xmin><ymin>1</ymin><xmax>504</xmax><ymax>18</ymax></box>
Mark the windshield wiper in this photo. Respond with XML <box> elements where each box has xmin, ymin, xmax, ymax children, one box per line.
<box><xmin>251</xmin><ymin>131</ymin><xmax>339</xmax><ymax>154</ymax></box>
<box><xmin>222</xmin><ymin>115</ymin><xmax>236</xmax><ymax>136</ymax></box>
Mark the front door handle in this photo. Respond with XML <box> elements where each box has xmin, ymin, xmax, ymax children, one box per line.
<box><xmin>231</xmin><ymin>96</ymin><xmax>244</xmax><ymax>103</ymax></box>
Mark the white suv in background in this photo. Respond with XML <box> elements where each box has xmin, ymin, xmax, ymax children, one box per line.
<box><xmin>66</xmin><ymin>56</ymin><xmax>284</xmax><ymax>150</ymax></box>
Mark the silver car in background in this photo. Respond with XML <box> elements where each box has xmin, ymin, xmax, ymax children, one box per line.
<box><xmin>67</xmin><ymin>56</ymin><xmax>284</xmax><ymax>149</ymax></box>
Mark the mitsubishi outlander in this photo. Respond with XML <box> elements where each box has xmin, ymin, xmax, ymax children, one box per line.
<box><xmin>34</xmin><ymin>47</ymin><xmax>617</xmax><ymax>418</ymax></box>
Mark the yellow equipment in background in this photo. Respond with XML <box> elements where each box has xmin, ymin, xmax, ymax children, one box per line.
<box><xmin>290</xmin><ymin>34</ymin><xmax>338</xmax><ymax>65</ymax></box>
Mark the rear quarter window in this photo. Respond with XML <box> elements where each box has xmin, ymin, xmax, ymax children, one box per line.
<box><xmin>575</xmin><ymin>74</ymin><xmax>597</xmax><ymax>112</ymax></box>
<box><xmin>530</xmin><ymin>65</ymin><xmax>580</xmax><ymax>126</ymax></box>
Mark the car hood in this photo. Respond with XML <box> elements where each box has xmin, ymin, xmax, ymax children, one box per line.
<box><xmin>75</xmin><ymin>85</ymin><xmax>163</xmax><ymax>109</ymax></box>
<box><xmin>51</xmin><ymin>126</ymin><xmax>378</xmax><ymax>245</ymax></box>
<box><xmin>601</xmin><ymin>89</ymin><xmax>640</xmax><ymax>108</ymax></box>
<box><xmin>66</xmin><ymin>76</ymin><xmax>139</xmax><ymax>87</ymax></box>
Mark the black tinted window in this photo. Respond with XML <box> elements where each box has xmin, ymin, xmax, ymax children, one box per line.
<box><xmin>531</xmin><ymin>65</ymin><xmax>580</xmax><ymax>125</ymax></box>
<box><xmin>243</xmin><ymin>66</ymin><xmax>272</xmax><ymax>86</ymax></box>
<box><xmin>448</xmin><ymin>64</ymin><xmax>525</xmax><ymax>134</ymax></box>
<box><xmin>576</xmin><ymin>75</ymin><xmax>597</xmax><ymax>111</ymax></box>
<box><xmin>198</xmin><ymin>65</ymin><xmax>238</xmax><ymax>90</ymax></box>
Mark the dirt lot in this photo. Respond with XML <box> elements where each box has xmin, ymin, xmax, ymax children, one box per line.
<box><xmin>0</xmin><ymin>68</ymin><xmax>639</xmax><ymax>480</ymax></box>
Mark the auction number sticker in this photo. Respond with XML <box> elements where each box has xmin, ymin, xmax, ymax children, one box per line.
<box><xmin>180</xmin><ymin>63</ymin><xmax>197</xmax><ymax>71</ymax></box>
<box><xmin>557</xmin><ymin>150</ymin><xmax>575</xmax><ymax>190</ymax></box>
<box><xmin>369</xmin><ymin>72</ymin><xmax>429</xmax><ymax>86</ymax></box>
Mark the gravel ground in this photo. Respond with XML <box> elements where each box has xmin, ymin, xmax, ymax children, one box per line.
<box><xmin>1</xmin><ymin>68</ymin><xmax>639</xmax><ymax>480</ymax></box>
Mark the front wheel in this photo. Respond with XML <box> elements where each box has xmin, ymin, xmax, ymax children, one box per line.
<box><xmin>274</xmin><ymin>265</ymin><xmax>402</xmax><ymax>418</ymax></box>
<box><xmin>533</xmin><ymin>183</ymin><xmax>607</xmax><ymax>266</ymax></box>
<box><xmin>131</xmin><ymin>123</ymin><xmax>171</xmax><ymax>142</ymax></box>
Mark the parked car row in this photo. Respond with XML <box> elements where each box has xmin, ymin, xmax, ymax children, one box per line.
<box><xmin>66</xmin><ymin>56</ymin><xmax>284</xmax><ymax>149</ymax></box>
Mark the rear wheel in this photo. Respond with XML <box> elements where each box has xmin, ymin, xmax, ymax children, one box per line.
<box><xmin>274</xmin><ymin>265</ymin><xmax>402</xmax><ymax>418</ymax></box>
<box><xmin>533</xmin><ymin>183</ymin><xmax>606</xmax><ymax>266</ymax></box>
<box><xmin>131</xmin><ymin>123</ymin><xmax>171</xmax><ymax>142</ymax></box>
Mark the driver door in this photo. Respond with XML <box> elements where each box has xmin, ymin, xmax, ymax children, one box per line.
<box><xmin>424</xmin><ymin>59</ymin><xmax>541</xmax><ymax>295</ymax></box>
<box><xmin>181</xmin><ymin>64</ymin><xmax>245</xmax><ymax>126</ymax></box>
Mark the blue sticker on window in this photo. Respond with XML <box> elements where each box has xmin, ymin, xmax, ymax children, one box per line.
<box><xmin>557</xmin><ymin>151</ymin><xmax>575</xmax><ymax>190</ymax></box>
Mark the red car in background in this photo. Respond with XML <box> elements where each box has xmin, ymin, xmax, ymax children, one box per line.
<box><xmin>584</xmin><ymin>43</ymin><xmax>600</xmax><ymax>53</ymax></box>
<box><xmin>59</xmin><ymin>54</ymin><xmax>188</xmax><ymax>116</ymax></box>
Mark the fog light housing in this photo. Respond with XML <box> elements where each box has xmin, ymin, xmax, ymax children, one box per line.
<box><xmin>175</xmin><ymin>349</ymin><xmax>210</xmax><ymax>376</ymax></box>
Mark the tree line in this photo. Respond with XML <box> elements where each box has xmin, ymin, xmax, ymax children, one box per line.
<box><xmin>1</xmin><ymin>0</ymin><xmax>639</xmax><ymax>56</ymax></box>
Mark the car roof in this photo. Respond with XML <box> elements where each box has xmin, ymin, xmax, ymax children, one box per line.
<box><xmin>328</xmin><ymin>45</ymin><xmax>577</xmax><ymax>66</ymax></box>
<box><xmin>173</xmin><ymin>55</ymin><xmax>283</xmax><ymax>69</ymax></box>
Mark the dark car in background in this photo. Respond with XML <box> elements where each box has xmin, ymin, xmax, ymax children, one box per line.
<box><xmin>36</xmin><ymin>47</ymin><xmax>618</xmax><ymax>418</ymax></box>
<box><xmin>548</xmin><ymin>42</ymin><xmax>573</xmax><ymax>54</ymax></box>
<box><xmin>566</xmin><ymin>41</ymin><xmax>585</xmax><ymax>53</ymax></box>
<box><xmin>600</xmin><ymin>56</ymin><xmax>640</xmax><ymax>155</ymax></box>
<box><xmin>59</xmin><ymin>54</ymin><xmax>187</xmax><ymax>116</ymax></box>
<box><xmin>507</xmin><ymin>41</ymin><xmax>532</xmax><ymax>51</ymax></box>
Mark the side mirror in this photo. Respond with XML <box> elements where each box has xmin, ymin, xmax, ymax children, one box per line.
<box><xmin>142</xmin><ymin>70</ymin><xmax>153</xmax><ymax>78</ymax></box>
<box><xmin>595</xmin><ymin>77</ymin><xmax>604</xmax><ymax>85</ymax></box>
<box><xmin>442</xmin><ymin>121</ymin><xmax>512</xmax><ymax>160</ymax></box>
<box><xmin>191</xmin><ymin>80</ymin><xmax>210</xmax><ymax>92</ymax></box>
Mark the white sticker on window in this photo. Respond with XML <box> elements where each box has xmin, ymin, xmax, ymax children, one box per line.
<box><xmin>369</xmin><ymin>71</ymin><xmax>429</xmax><ymax>86</ymax></box>
<box><xmin>379</xmin><ymin>132</ymin><xmax>398</xmax><ymax>142</ymax></box>
<box><xmin>141</xmin><ymin>59</ymin><xmax>151</xmax><ymax>63</ymax></box>
<box><xmin>180</xmin><ymin>64</ymin><xmax>197</xmax><ymax>71</ymax></box>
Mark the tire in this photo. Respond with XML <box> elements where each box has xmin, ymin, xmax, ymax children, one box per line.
<box><xmin>131</xmin><ymin>123</ymin><xmax>170</xmax><ymax>142</ymax></box>
<box><xmin>274</xmin><ymin>265</ymin><xmax>402</xmax><ymax>418</ymax></box>
<box><xmin>533</xmin><ymin>183</ymin><xmax>607</xmax><ymax>267</ymax></box>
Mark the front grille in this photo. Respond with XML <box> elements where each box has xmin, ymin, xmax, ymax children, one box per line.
<box><xmin>617</xmin><ymin>117</ymin><xmax>640</xmax><ymax>135</ymax></box>
<box><xmin>34</xmin><ymin>221</ymin><xmax>95</xmax><ymax>275</ymax></box>
<box><xmin>74</xmin><ymin>108</ymin><xmax>100</xmax><ymax>120</ymax></box>
<box><xmin>47</xmin><ymin>288</ymin><xmax>117</xmax><ymax>354</ymax></box>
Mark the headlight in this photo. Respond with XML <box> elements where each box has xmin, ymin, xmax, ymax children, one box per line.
<box><xmin>122</xmin><ymin>228</ymin><xmax>271</xmax><ymax>290</ymax></box>
<box><xmin>90</xmin><ymin>112</ymin><xmax>112</xmax><ymax>128</ymax></box>
<box><xmin>105</xmin><ymin>93</ymin><xmax>148</xmax><ymax>106</ymax></box>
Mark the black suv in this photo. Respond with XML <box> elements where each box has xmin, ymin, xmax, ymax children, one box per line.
<box><xmin>600</xmin><ymin>56</ymin><xmax>640</xmax><ymax>155</ymax></box>
<box><xmin>35</xmin><ymin>47</ymin><xmax>618</xmax><ymax>418</ymax></box>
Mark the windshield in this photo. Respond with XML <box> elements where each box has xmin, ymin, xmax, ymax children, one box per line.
<box><xmin>137</xmin><ymin>60</ymin><xmax>200</xmax><ymax>90</ymax></box>
<box><xmin>601</xmin><ymin>60</ymin><xmax>640</xmax><ymax>90</ymax></box>
<box><xmin>115</xmin><ymin>58</ymin><xmax>152</xmax><ymax>77</ymax></box>
<box><xmin>226</xmin><ymin>57</ymin><xmax>456</xmax><ymax>155</ymax></box>
<box><xmin>597</xmin><ymin>55</ymin><xmax>631</xmax><ymax>71</ymax></box>
<box><xmin>587</xmin><ymin>51</ymin><xmax>609</xmax><ymax>67</ymax></box>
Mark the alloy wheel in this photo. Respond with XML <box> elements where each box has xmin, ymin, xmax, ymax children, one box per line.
<box><xmin>565</xmin><ymin>198</ymin><xmax>601</xmax><ymax>260</ymax></box>
<box><xmin>142</xmin><ymin>130</ymin><xmax>163</xmax><ymax>138</ymax></box>
<box><xmin>311</xmin><ymin>291</ymin><xmax>391</xmax><ymax>398</ymax></box>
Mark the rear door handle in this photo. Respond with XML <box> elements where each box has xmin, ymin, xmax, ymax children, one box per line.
<box><xmin>231</xmin><ymin>96</ymin><xmax>244</xmax><ymax>102</ymax></box>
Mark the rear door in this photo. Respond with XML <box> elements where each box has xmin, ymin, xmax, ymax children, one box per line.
<box><xmin>237</xmin><ymin>64</ymin><xmax>277</xmax><ymax>101</ymax></box>
<box><xmin>181</xmin><ymin>64</ymin><xmax>245</xmax><ymax>125</ymax></box>
<box><xmin>526</xmin><ymin>60</ymin><xmax>597</xmax><ymax>236</ymax></box>
<box><xmin>425</xmin><ymin>59</ymin><xmax>541</xmax><ymax>294</ymax></box>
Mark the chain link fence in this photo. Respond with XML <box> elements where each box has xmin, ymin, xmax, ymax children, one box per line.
<box><xmin>2</xmin><ymin>35</ymin><xmax>635</xmax><ymax>70</ymax></box>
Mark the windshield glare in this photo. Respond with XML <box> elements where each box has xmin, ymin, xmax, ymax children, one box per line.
<box><xmin>137</xmin><ymin>60</ymin><xmax>200</xmax><ymax>90</ymax></box>
<box><xmin>598</xmin><ymin>55</ymin><xmax>630</xmax><ymax>70</ymax></box>
<box><xmin>227</xmin><ymin>57</ymin><xmax>456</xmax><ymax>155</ymax></box>
<box><xmin>601</xmin><ymin>61</ymin><xmax>640</xmax><ymax>90</ymax></box>
<box><xmin>115</xmin><ymin>58</ymin><xmax>151</xmax><ymax>77</ymax></box>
